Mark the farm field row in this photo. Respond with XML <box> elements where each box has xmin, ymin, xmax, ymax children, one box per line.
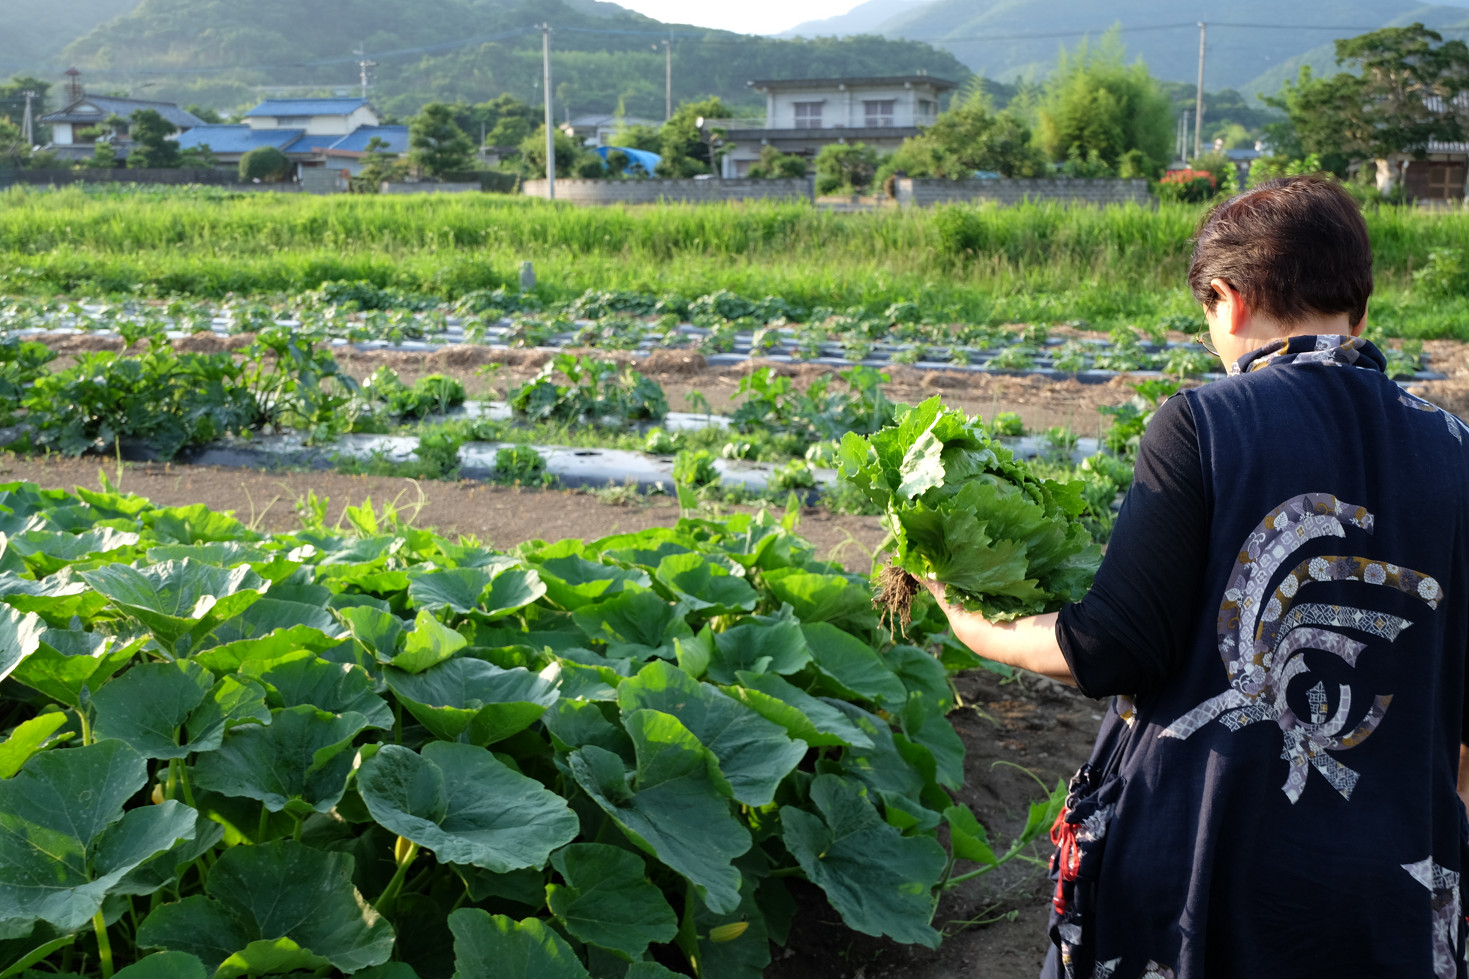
<box><xmin>2</xmin><ymin>189</ymin><xmax>1468</xmax><ymax>336</ymax></box>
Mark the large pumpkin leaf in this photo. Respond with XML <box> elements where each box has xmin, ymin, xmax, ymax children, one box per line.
<box><xmin>384</xmin><ymin>659</ymin><xmax>557</xmax><ymax>746</ymax></box>
<box><xmin>201</xmin><ymin>598</ymin><xmax>341</xmax><ymax>649</ymax></box>
<box><xmin>191</xmin><ymin>705</ymin><xmax>368</xmax><ymax>815</ymax></box>
<box><xmin>705</xmin><ymin>605</ymin><xmax>811</xmax><ymax>685</ymax></box>
<box><xmin>240</xmin><ymin>651</ymin><xmax>391</xmax><ymax>729</ymax></box>
<box><xmin>8</xmin><ymin>630</ymin><xmax>143</xmax><ymax>708</ymax></box>
<box><xmin>545</xmin><ymin>844</ymin><xmax>677</xmax><ymax>961</ymax></box>
<box><xmin>531</xmin><ymin>555</ymin><xmax>647</xmax><ymax>611</ymax></box>
<box><xmin>0</xmin><ymin>712</ymin><xmax>72</xmax><ymax>779</ymax></box>
<box><xmin>617</xmin><ymin>661</ymin><xmax>806</xmax><ymax>807</ymax></box>
<box><xmin>447</xmin><ymin>909</ymin><xmax>588</xmax><ymax>979</ymax></box>
<box><xmin>800</xmin><ymin>622</ymin><xmax>908</xmax><ymax>708</ymax></box>
<box><xmin>391</xmin><ymin>611</ymin><xmax>466</xmax><ymax>674</ymax></box>
<box><xmin>80</xmin><ymin>560</ymin><xmax>268</xmax><ymax>654</ymax></box>
<box><xmin>92</xmin><ymin>661</ymin><xmax>213</xmax><ymax>759</ymax></box>
<box><xmin>408</xmin><ymin>566</ymin><xmax>545</xmax><ymax>620</ymax></box>
<box><xmin>336</xmin><ymin>605</ymin><xmax>405</xmax><ymax>661</ymax></box>
<box><xmin>694</xmin><ymin>873</ymin><xmax>772</xmax><ymax>979</ymax></box>
<box><xmin>654</xmin><ymin>552</ymin><xmax>758</xmax><ymax>617</ymax></box>
<box><xmin>724</xmin><ymin>671</ymin><xmax>874</xmax><ymax>749</ymax></box>
<box><xmin>0</xmin><ymin>740</ymin><xmax>197</xmax><ymax>933</ymax></box>
<box><xmin>780</xmin><ymin>774</ymin><xmax>946</xmax><ymax>948</ymax></box>
<box><xmin>570</xmin><ymin>587</ymin><xmax>692</xmax><ymax>661</ymax></box>
<box><xmin>138</xmin><ymin>840</ymin><xmax>393</xmax><ymax>974</ymax></box>
<box><xmin>357</xmin><ymin>742</ymin><xmax>578</xmax><ymax>872</ymax></box>
<box><xmin>8</xmin><ymin>528</ymin><xmax>141</xmax><ymax>577</ymax></box>
<box><xmin>569</xmin><ymin>710</ymin><xmax>751</xmax><ymax>913</ymax></box>
<box><xmin>0</xmin><ymin>605</ymin><xmax>45</xmax><ymax>686</ymax></box>
<box><xmin>110</xmin><ymin>951</ymin><xmax>208</xmax><ymax>979</ymax></box>
<box><xmin>763</xmin><ymin>568</ymin><xmax>877</xmax><ymax>632</ymax></box>
<box><xmin>0</xmin><ymin>568</ymin><xmax>109</xmax><ymax>623</ymax></box>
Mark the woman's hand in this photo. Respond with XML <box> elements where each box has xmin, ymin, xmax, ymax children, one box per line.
<box><xmin>918</xmin><ymin>576</ymin><xmax>1078</xmax><ymax>686</ymax></box>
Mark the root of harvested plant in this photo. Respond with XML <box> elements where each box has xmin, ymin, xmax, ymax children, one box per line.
<box><xmin>875</xmin><ymin>562</ymin><xmax>920</xmax><ymax>637</ymax></box>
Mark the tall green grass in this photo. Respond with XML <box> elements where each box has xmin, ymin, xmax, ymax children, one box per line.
<box><xmin>2</xmin><ymin>185</ymin><xmax>1467</xmax><ymax>336</ymax></box>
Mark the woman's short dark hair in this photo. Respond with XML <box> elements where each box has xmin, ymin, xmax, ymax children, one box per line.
<box><xmin>1187</xmin><ymin>174</ymin><xmax>1373</xmax><ymax>328</ymax></box>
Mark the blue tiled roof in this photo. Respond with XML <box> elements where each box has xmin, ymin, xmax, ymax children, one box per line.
<box><xmin>175</xmin><ymin>126</ymin><xmax>304</xmax><ymax>155</ymax></box>
<box><xmin>40</xmin><ymin>97</ymin><xmax>204</xmax><ymax>129</ymax></box>
<box><xmin>244</xmin><ymin>99</ymin><xmax>370</xmax><ymax>118</ymax></box>
<box><xmin>321</xmin><ymin>126</ymin><xmax>410</xmax><ymax>154</ymax></box>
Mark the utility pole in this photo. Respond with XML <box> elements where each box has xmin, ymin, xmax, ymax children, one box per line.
<box><xmin>1193</xmin><ymin>22</ymin><xmax>1206</xmax><ymax>160</ymax></box>
<box><xmin>664</xmin><ymin>39</ymin><xmax>672</xmax><ymax>122</ymax></box>
<box><xmin>542</xmin><ymin>23</ymin><xmax>555</xmax><ymax>200</ymax></box>
<box><xmin>355</xmin><ymin>44</ymin><xmax>376</xmax><ymax>101</ymax></box>
<box><xmin>20</xmin><ymin>90</ymin><xmax>35</xmax><ymax>146</ymax></box>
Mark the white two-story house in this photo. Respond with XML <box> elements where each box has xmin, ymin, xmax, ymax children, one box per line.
<box><xmin>720</xmin><ymin>75</ymin><xmax>956</xmax><ymax>177</ymax></box>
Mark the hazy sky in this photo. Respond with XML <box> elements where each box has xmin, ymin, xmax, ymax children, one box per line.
<box><xmin>610</xmin><ymin>0</ymin><xmax>861</xmax><ymax>36</ymax></box>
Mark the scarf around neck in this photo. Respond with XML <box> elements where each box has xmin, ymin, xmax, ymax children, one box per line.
<box><xmin>1228</xmin><ymin>334</ymin><xmax>1386</xmax><ymax>377</ymax></box>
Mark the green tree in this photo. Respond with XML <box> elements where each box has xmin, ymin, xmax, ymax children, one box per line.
<box><xmin>0</xmin><ymin>118</ymin><xmax>29</xmax><ymax>169</ymax></box>
<box><xmin>487</xmin><ymin>116</ymin><xmax>531</xmax><ymax>147</ymax></box>
<box><xmin>239</xmin><ymin>145</ymin><xmax>289</xmax><ymax>182</ymax></box>
<box><xmin>814</xmin><ymin>143</ymin><xmax>879</xmax><ymax>194</ymax></box>
<box><xmin>408</xmin><ymin>102</ymin><xmax>475</xmax><ymax>179</ymax></box>
<box><xmin>747</xmin><ymin>145</ymin><xmax>807</xmax><ymax>179</ymax></box>
<box><xmin>1035</xmin><ymin>32</ymin><xmax>1173</xmax><ymax>176</ymax></box>
<box><xmin>84</xmin><ymin>141</ymin><xmax>118</xmax><ymax>169</ymax></box>
<box><xmin>611</xmin><ymin>122</ymin><xmax>661</xmax><ymax>153</ymax></box>
<box><xmin>184</xmin><ymin>104</ymin><xmax>223</xmax><ymax>124</ymax></box>
<box><xmin>1264</xmin><ymin>24</ymin><xmax>1469</xmax><ymax>181</ymax></box>
<box><xmin>518</xmin><ymin>125</ymin><xmax>586</xmax><ymax>178</ymax></box>
<box><xmin>0</xmin><ymin>77</ymin><xmax>51</xmax><ymax>145</ymax></box>
<box><xmin>177</xmin><ymin>143</ymin><xmax>217</xmax><ymax>169</ymax></box>
<box><xmin>878</xmin><ymin>85</ymin><xmax>1046</xmax><ymax>181</ymax></box>
<box><xmin>127</xmin><ymin>108</ymin><xmax>182</xmax><ymax>168</ymax></box>
<box><xmin>657</xmin><ymin>97</ymin><xmax>730</xmax><ymax>177</ymax></box>
<box><xmin>356</xmin><ymin>136</ymin><xmax>407</xmax><ymax>190</ymax></box>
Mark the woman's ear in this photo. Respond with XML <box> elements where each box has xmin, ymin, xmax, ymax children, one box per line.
<box><xmin>1209</xmin><ymin>278</ymin><xmax>1249</xmax><ymax>335</ymax></box>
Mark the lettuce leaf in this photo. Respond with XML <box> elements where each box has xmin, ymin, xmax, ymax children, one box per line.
<box><xmin>839</xmin><ymin>397</ymin><xmax>1099</xmax><ymax>620</ymax></box>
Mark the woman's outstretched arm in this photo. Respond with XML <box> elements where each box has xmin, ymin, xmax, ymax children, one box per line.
<box><xmin>919</xmin><ymin>578</ymin><xmax>1076</xmax><ymax>686</ymax></box>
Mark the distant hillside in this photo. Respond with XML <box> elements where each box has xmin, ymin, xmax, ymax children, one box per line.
<box><xmin>1244</xmin><ymin>5</ymin><xmax>1469</xmax><ymax>100</ymax></box>
<box><xmin>788</xmin><ymin>0</ymin><xmax>1469</xmax><ymax>96</ymax></box>
<box><xmin>1</xmin><ymin>0</ymin><xmax>139</xmax><ymax>76</ymax></box>
<box><xmin>4</xmin><ymin>0</ymin><xmax>970</xmax><ymax>119</ymax></box>
<box><xmin>783</xmin><ymin>0</ymin><xmax>938</xmax><ymax>37</ymax></box>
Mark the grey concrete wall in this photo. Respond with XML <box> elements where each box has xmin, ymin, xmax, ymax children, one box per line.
<box><xmin>522</xmin><ymin>177</ymin><xmax>814</xmax><ymax>204</ymax></box>
<box><xmin>379</xmin><ymin>182</ymin><xmax>483</xmax><ymax>194</ymax></box>
<box><xmin>895</xmin><ymin>177</ymin><xmax>1153</xmax><ymax>207</ymax></box>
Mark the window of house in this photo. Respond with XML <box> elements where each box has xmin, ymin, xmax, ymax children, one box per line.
<box><xmin>864</xmin><ymin>100</ymin><xmax>896</xmax><ymax>127</ymax></box>
<box><xmin>918</xmin><ymin>99</ymin><xmax>937</xmax><ymax>119</ymax></box>
<box><xmin>794</xmin><ymin>102</ymin><xmax>822</xmax><ymax>128</ymax></box>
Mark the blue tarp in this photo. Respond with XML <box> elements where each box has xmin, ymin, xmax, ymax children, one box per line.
<box><xmin>595</xmin><ymin>145</ymin><xmax>661</xmax><ymax>174</ymax></box>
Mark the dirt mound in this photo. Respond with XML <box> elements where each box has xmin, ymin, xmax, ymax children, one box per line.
<box><xmin>639</xmin><ymin>349</ymin><xmax>708</xmax><ymax>376</ymax></box>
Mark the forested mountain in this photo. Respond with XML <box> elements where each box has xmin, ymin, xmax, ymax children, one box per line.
<box><xmin>787</xmin><ymin>0</ymin><xmax>1469</xmax><ymax>95</ymax></box>
<box><xmin>0</xmin><ymin>0</ymin><xmax>138</xmax><ymax>76</ymax></box>
<box><xmin>2</xmin><ymin>0</ymin><xmax>970</xmax><ymax>119</ymax></box>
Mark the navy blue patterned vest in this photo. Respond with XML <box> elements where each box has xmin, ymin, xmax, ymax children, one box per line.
<box><xmin>1047</xmin><ymin>336</ymin><xmax>1469</xmax><ymax>979</ymax></box>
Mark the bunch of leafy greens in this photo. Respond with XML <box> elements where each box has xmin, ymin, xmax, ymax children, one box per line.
<box><xmin>838</xmin><ymin>397</ymin><xmax>1101</xmax><ymax>621</ymax></box>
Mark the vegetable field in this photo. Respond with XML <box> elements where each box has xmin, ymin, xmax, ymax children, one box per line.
<box><xmin>4</xmin><ymin>184</ymin><xmax>1468</xmax><ymax>978</ymax></box>
<box><xmin>0</xmin><ymin>478</ymin><xmax>1062</xmax><ymax>979</ymax></box>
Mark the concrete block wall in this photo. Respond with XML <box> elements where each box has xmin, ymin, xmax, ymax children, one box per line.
<box><xmin>521</xmin><ymin>178</ymin><xmax>813</xmax><ymax>205</ymax></box>
<box><xmin>895</xmin><ymin>177</ymin><xmax>1153</xmax><ymax>207</ymax></box>
<box><xmin>379</xmin><ymin>182</ymin><xmax>483</xmax><ymax>195</ymax></box>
